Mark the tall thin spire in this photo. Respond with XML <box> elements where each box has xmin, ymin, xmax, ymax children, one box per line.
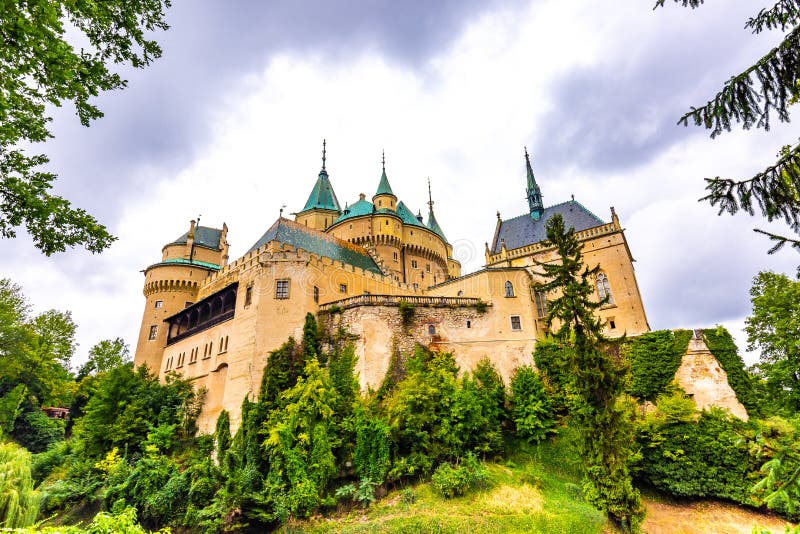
<box><xmin>426</xmin><ymin>178</ymin><xmax>448</xmax><ymax>243</ymax></box>
<box><xmin>374</xmin><ymin>150</ymin><xmax>395</xmax><ymax>197</ymax></box>
<box><xmin>321</xmin><ymin>139</ymin><xmax>327</xmax><ymax>172</ymax></box>
<box><xmin>427</xmin><ymin>177</ymin><xmax>433</xmax><ymax>210</ymax></box>
<box><xmin>525</xmin><ymin>147</ymin><xmax>544</xmax><ymax>220</ymax></box>
<box><xmin>382</xmin><ymin>149</ymin><xmax>385</xmax><ymax>172</ymax></box>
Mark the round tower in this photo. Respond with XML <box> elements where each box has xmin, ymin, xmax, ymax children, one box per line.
<box><xmin>133</xmin><ymin>220</ymin><xmax>227</xmax><ymax>374</ymax></box>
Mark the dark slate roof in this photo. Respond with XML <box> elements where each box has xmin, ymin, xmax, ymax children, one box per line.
<box><xmin>247</xmin><ymin>218</ymin><xmax>382</xmax><ymax>274</ymax></box>
<box><xmin>169</xmin><ymin>226</ymin><xmax>223</xmax><ymax>250</ymax></box>
<box><xmin>301</xmin><ymin>170</ymin><xmax>341</xmax><ymax>212</ymax></box>
<box><xmin>491</xmin><ymin>200</ymin><xmax>605</xmax><ymax>253</ymax></box>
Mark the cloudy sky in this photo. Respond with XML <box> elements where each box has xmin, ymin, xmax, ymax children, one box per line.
<box><xmin>3</xmin><ymin>0</ymin><xmax>798</xmax><ymax>367</ymax></box>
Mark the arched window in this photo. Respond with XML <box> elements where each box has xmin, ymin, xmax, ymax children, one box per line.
<box><xmin>505</xmin><ymin>281</ymin><xmax>515</xmax><ymax>298</ymax></box>
<box><xmin>596</xmin><ymin>273</ymin><xmax>613</xmax><ymax>304</ymax></box>
<box><xmin>457</xmin><ymin>290</ymin><xmax>464</xmax><ymax>296</ymax></box>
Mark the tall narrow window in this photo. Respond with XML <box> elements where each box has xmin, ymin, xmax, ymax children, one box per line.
<box><xmin>534</xmin><ymin>291</ymin><xmax>548</xmax><ymax>318</ymax></box>
<box><xmin>428</xmin><ymin>324</ymin><xmax>436</xmax><ymax>335</ymax></box>
<box><xmin>504</xmin><ymin>281</ymin><xmax>515</xmax><ymax>297</ymax></box>
<box><xmin>339</xmin><ymin>283</ymin><xmax>347</xmax><ymax>294</ymax></box>
<box><xmin>596</xmin><ymin>273</ymin><xmax>613</xmax><ymax>304</ymax></box>
<box><xmin>313</xmin><ymin>286</ymin><xmax>319</xmax><ymax>303</ymax></box>
<box><xmin>244</xmin><ymin>284</ymin><xmax>253</xmax><ymax>307</ymax></box>
<box><xmin>148</xmin><ymin>325</ymin><xmax>158</xmax><ymax>340</ymax></box>
<box><xmin>275</xmin><ymin>279</ymin><xmax>290</xmax><ymax>299</ymax></box>
<box><xmin>510</xmin><ymin>316</ymin><xmax>522</xmax><ymax>331</ymax></box>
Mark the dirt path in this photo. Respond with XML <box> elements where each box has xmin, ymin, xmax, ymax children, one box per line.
<box><xmin>642</xmin><ymin>498</ymin><xmax>796</xmax><ymax>534</ymax></box>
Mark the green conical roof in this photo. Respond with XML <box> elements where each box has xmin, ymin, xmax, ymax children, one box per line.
<box><xmin>427</xmin><ymin>209</ymin><xmax>448</xmax><ymax>243</ymax></box>
<box><xmin>374</xmin><ymin>153</ymin><xmax>395</xmax><ymax>197</ymax></box>
<box><xmin>397</xmin><ymin>201</ymin><xmax>425</xmax><ymax>228</ymax></box>
<box><xmin>301</xmin><ymin>168</ymin><xmax>341</xmax><ymax>213</ymax></box>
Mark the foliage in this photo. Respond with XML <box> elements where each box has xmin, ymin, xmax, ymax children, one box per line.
<box><xmin>263</xmin><ymin>359</ymin><xmax>339</xmax><ymax>519</ymax></box>
<box><xmin>703</xmin><ymin>327</ymin><xmax>761</xmax><ymax>415</ymax></box>
<box><xmin>328</xmin><ymin>343</ymin><xmax>359</xmax><ymax>418</ymax></box>
<box><xmin>0</xmin><ymin>441</ymin><xmax>40</xmax><ymax>528</ymax></box>
<box><xmin>532</xmin><ymin>338</ymin><xmax>573</xmax><ymax>415</ymax></box>
<box><xmin>746</xmin><ymin>271</ymin><xmax>800</xmax><ymax>414</ymax></box>
<box><xmin>635</xmin><ymin>395</ymin><xmax>761</xmax><ymax>507</ymax></box>
<box><xmin>259</xmin><ymin>337</ymin><xmax>303</xmax><ymax>410</ymax></box>
<box><xmin>302</xmin><ymin>313</ymin><xmax>322</xmax><ymax>362</ymax></box>
<box><xmin>77</xmin><ymin>338</ymin><xmax>130</xmax><ymax>379</ymax></box>
<box><xmin>534</xmin><ymin>213</ymin><xmax>642</xmax><ymax>532</ymax></box>
<box><xmin>215</xmin><ymin>409</ymin><xmax>231</xmax><ymax>460</ymax></box>
<box><xmin>655</xmin><ymin>0</ymin><xmax>800</xmax><ymax>253</ymax></box>
<box><xmin>353</xmin><ymin>410</ymin><xmax>391</xmax><ymax>483</ymax></box>
<box><xmin>750</xmin><ymin>417</ymin><xmax>800</xmax><ymax>520</ymax></box>
<box><xmin>398</xmin><ymin>301</ymin><xmax>415</xmax><ymax>327</ymax></box>
<box><xmin>15</xmin><ymin>409</ymin><xmax>65</xmax><ymax>453</ymax></box>
<box><xmin>625</xmin><ymin>330</ymin><xmax>692</xmax><ymax>401</ymax></box>
<box><xmin>0</xmin><ymin>383</ymin><xmax>27</xmax><ymax>434</ymax></box>
<box><xmin>475</xmin><ymin>300</ymin><xmax>488</xmax><ymax>313</ymax></box>
<box><xmin>1</xmin><ymin>0</ymin><xmax>173</xmax><ymax>254</ymax></box>
<box><xmin>430</xmin><ymin>453</ymin><xmax>488</xmax><ymax>498</ymax></box>
<box><xmin>509</xmin><ymin>366</ymin><xmax>556</xmax><ymax>442</ymax></box>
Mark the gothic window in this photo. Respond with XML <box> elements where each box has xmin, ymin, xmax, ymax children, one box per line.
<box><xmin>596</xmin><ymin>273</ymin><xmax>613</xmax><ymax>304</ymax></box>
<box><xmin>505</xmin><ymin>281</ymin><xmax>515</xmax><ymax>298</ymax></box>
<box><xmin>510</xmin><ymin>316</ymin><xmax>522</xmax><ymax>331</ymax></box>
<box><xmin>534</xmin><ymin>291</ymin><xmax>548</xmax><ymax>318</ymax></box>
<box><xmin>275</xmin><ymin>279</ymin><xmax>290</xmax><ymax>299</ymax></box>
<box><xmin>148</xmin><ymin>325</ymin><xmax>158</xmax><ymax>340</ymax></box>
<box><xmin>457</xmin><ymin>290</ymin><xmax>464</xmax><ymax>296</ymax></box>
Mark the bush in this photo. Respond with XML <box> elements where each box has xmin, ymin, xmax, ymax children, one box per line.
<box><xmin>431</xmin><ymin>454</ymin><xmax>487</xmax><ymax>498</ymax></box>
<box><xmin>14</xmin><ymin>410</ymin><xmax>65</xmax><ymax>453</ymax></box>
<box><xmin>398</xmin><ymin>301</ymin><xmax>415</xmax><ymax>326</ymax></box>
<box><xmin>625</xmin><ymin>330</ymin><xmax>692</xmax><ymax>401</ymax></box>
<box><xmin>703</xmin><ymin>327</ymin><xmax>760</xmax><ymax>415</ymax></box>
<box><xmin>509</xmin><ymin>366</ymin><xmax>556</xmax><ymax>443</ymax></box>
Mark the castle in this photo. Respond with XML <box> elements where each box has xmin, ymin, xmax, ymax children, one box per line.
<box><xmin>133</xmin><ymin>144</ymin><xmax>650</xmax><ymax>432</ymax></box>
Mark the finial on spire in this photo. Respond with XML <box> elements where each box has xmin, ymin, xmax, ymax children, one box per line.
<box><xmin>322</xmin><ymin>139</ymin><xmax>327</xmax><ymax>171</ymax></box>
<box><xmin>382</xmin><ymin>149</ymin><xmax>385</xmax><ymax>172</ymax></box>
<box><xmin>427</xmin><ymin>177</ymin><xmax>434</xmax><ymax>210</ymax></box>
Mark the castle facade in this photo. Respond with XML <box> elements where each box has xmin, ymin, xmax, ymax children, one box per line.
<box><xmin>133</xmin><ymin>145</ymin><xmax>649</xmax><ymax>432</ymax></box>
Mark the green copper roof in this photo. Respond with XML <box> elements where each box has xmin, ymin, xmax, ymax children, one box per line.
<box><xmin>301</xmin><ymin>169</ymin><xmax>341</xmax><ymax>212</ymax></box>
<box><xmin>168</xmin><ymin>226</ymin><xmax>223</xmax><ymax>250</ymax></box>
<box><xmin>334</xmin><ymin>198</ymin><xmax>375</xmax><ymax>224</ymax></box>
<box><xmin>160</xmin><ymin>258</ymin><xmax>221</xmax><ymax>270</ymax></box>
<box><xmin>375</xmin><ymin>168</ymin><xmax>395</xmax><ymax>197</ymax></box>
<box><xmin>396</xmin><ymin>201</ymin><xmax>425</xmax><ymax>228</ymax></box>
<box><xmin>525</xmin><ymin>147</ymin><xmax>544</xmax><ymax>220</ymax></box>
<box><xmin>248</xmin><ymin>218</ymin><xmax>381</xmax><ymax>274</ymax></box>
<box><xmin>426</xmin><ymin>209</ymin><xmax>448</xmax><ymax>243</ymax></box>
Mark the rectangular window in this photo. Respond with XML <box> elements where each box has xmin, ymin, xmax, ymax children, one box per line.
<box><xmin>148</xmin><ymin>325</ymin><xmax>158</xmax><ymax>340</ymax></box>
<box><xmin>275</xmin><ymin>279</ymin><xmax>290</xmax><ymax>299</ymax></box>
<box><xmin>426</xmin><ymin>263</ymin><xmax>431</xmax><ymax>273</ymax></box>
<box><xmin>244</xmin><ymin>284</ymin><xmax>253</xmax><ymax>307</ymax></box>
<box><xmin>154</xmin><ymin>300</ymin><xmax>163</xmax><ymax>309</ymax></box>
<box><xmin>393</xmin><ymin>252</ymin><xmax>398</xmax><ymax>261</ymax></box>
<box><xmin>534</xmin><ymin>291</ymin><xmax>548</xmax><ymax>318</ymax></box>
<box><xmin>510</xmin><ymin>316</ymin><xmax>522</xmax><ymax>331</ymax></box>
<box><xmin>204</xmin><ymin>341</ymin><xmax>212</xmax><ymax>359</ymax></box>
<box><xmin>189</xmin><ymin>348</ymin><xmax>197</xmax><ymax>364</ymax></box>
<box><xmin>411</xmin><ymin>260</ymin><xmax>418</xmax><ymax>269</ymax></box>
<box><xmin>609</xmin><ymin>318</ymin><xmax>617</xmax><ymax>330</ymax></box>
<box><xmin>313</xmin><ymin>286</ymin><xmax>319</xmax><ymax>303</ymax></box>
<box><xmin>428</xmin><ymin>324</ymin><xmax>436</xmax><ymax>335</ymax></box>
<box><xmin>177</xmin><ymin>352</ymin><xmax>184</xmax><ymax>368</ymax></box>
<box><xmin>185</xmin><ymin>301</ymin><xmax>193</xmax><ymax>308</ymax></box>
<box><xmin>219</xmin><ymin>335</ymin><xmax>229</xmax><ymax>354</ymax></box>
<box><xmin>339</xmin><ymin>283</ymin><xmax>347</xmax><ymax>294</ymax></box>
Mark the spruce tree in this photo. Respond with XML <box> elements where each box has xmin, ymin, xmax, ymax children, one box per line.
<box><xmin>657</xmin><ymin>0</ymin><xmax>800</xmax><ymax>253</ymax></box>
<box><xmin>536</xmin><ymin>214</ymin><xmax>643</xmax><ymax>532</ymax></box>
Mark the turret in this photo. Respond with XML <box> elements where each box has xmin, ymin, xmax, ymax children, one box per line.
<box><xmin>295</xmin><ymin>140</ymin><xmax>342</xmax><ymax>230</ymax></box>
<box><xmin>425</xmin><ymin>178</ymin><xmax>448</xmax><ymax>243</ymax></box>
<box><xmin>372</xmin><ymin>151</ymin><xmax>397</xmax><ymax>211</ymax></box>
<box><xmin>525</xmin><ymin>147</ymin><xmax>544</xmax><ymax>220</ymax></box>
<box><xmin>133</xmin><ymin>219</ymin><xmax>226</xmax><ymax>374</ymax></box>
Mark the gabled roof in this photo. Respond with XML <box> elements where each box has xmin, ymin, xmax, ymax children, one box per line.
<box><xmin>396</xmin><ymin>201</ymin><xmax>425</xmax><ymax>228</ymax></box>
<box><xmin>301</xmin><ymin>169</ymin><xmax>341</xmax><ymax>212</ymax></box>
<box><xmin>491</xmin><ymin>200</ymin><xmax>605</xmax><ymax>253</ymax></box>
<box><xmin>248</xmin><ymin>218</ymin><xmax>382</xmax><ymax>274</ymax></box>
<box><xmin>168</xmin><ymin>226</ymin><xmax>223</xmax><ymax>250</ymax></box>
<box><xmin>426</xmin><ymin>209</ymin><xmax>448</xmax><ymax>243</ymax></box>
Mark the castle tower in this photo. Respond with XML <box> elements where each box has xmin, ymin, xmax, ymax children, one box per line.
<box><xmin>372</xmin><ymin>151</ymin><xmax>397</xmax><ymax>211</ymax></box>
<box><xmin>295</xmin><ymin>140</ymin><xmax>342</xmax><ymax>231</ymax></box>
<box><xmin>133</xmin><ymin>220</ymin><xmax>227</xmax><ymax>374</ymax></box>
<box><xmin>525</xmin><ymin>148</ymin><xmax>544</xmax><ymax>220</ymax></box>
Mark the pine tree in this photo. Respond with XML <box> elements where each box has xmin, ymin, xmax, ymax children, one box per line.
<box><xmin>536</xmin><ymin>214</ymin><xmax>643</xmax><ymax>532</ymax></box>
<box><xmin>657</xmin><ymin>0</ymin><xmax>800</xmax><ymax>253</ymax></box>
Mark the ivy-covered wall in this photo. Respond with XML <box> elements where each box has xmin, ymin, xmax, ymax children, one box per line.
<box><xmin>624</xmin><ymin>330</ymin><xmax>692</xmax><ymax>402</ymax></box>
<box><xmin>703</xmin><ymin>327</ymin><xmax>760</xmax><ymax>415</ymax></box>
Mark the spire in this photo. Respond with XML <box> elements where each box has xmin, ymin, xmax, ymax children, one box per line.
<box><xmin>301</xmin><ymin>140</ymin><xmax>341</xmax><ymax>212</ymax></box>
<box><xmin>426</xmin><ymin>178</ymin><xmax>448</xmax><ymax>243</ymax></box>
<box><xmin>374</xmin><ymin>149</ymin><xmax>395</xmax><ymax>197</ymax></box>
<box><xmin>525</xmin><ymin>147</ymin><xmax>544</xmax><ymax>220</ymax></box>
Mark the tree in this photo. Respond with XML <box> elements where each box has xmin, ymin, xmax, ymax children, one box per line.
<box><xmin>1</xmin><ymin>0</ymin><xmax>171</xmax><ymax>254</ymax></box>
<box><xmin>656</xmin><ymin>0</ymin><xmax>800</xmax><ymax>253</ymax></box>
<box><xmin>77</xmin><ymin>337</ymin><xmax>130</xmax><ymax>379</ymax></box>
<box><xmin>745</xmin><ymin>271</ymin><xmax>800</xmax><ymax>413</ymax></box>
<box><xmin>535</xmin><ymin>214</ymin><xmax>643</xmax><ymax>532</ymax></box>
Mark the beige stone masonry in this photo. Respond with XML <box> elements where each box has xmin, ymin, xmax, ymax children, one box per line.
<box><xmin>674</xmin><ymin>332</ymin><xmax>748</xmax><ymax>421</ymax></box>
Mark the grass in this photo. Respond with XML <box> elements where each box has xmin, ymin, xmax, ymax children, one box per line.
<box><xmin>282</xmin><ymin>428</ymin><xmax>607</xmax><ymax>534</ymax></box>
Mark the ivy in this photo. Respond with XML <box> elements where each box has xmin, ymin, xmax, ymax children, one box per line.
<box><xmin>703</xmin><ymin>327</ymin><xmax>761</xmax><ymax>415</ymax></box>
<box><xmin>625</xmin><ymin>330</ymin><xmax>692</xmax><ymax>401</ymax></box>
